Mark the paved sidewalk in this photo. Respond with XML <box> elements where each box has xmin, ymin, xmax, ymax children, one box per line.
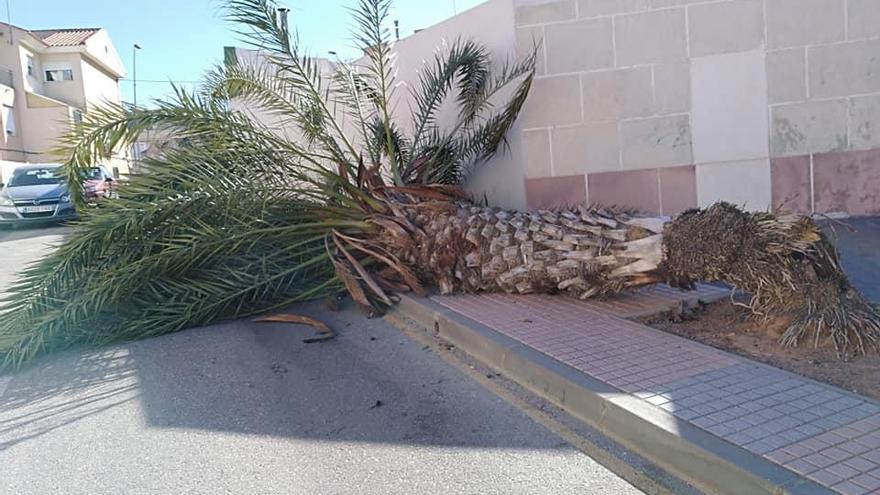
<box><xmin>433</xmin><ymin>289</ymin><xmax>880</xmax><ymax>495</ymax></box>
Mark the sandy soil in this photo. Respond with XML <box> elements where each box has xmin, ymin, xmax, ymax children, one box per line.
<box><xmin>637</xmin><ymin>301</ymin><xmax>880</xmax><ymax>401</ymax></box>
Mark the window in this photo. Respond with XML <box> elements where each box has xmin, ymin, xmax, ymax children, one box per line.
<box><xmin>85</xmin><ymin>167</ymin><xmax>104</xmax><ymax>180</ymax></box>
<box><xmin>26</xmin><ymin>55</ymin><xmax>34</xmax><ymax>77</ymax></box>
<box><xmin>3</xmin><ymin>106</ymin><xmax>14</xmax><ymax>136</ymax></box>
<box><xmin>8</xmin><ymin>168</ymin><xmax>63</xmax><ymax>187</ymax></box>
<box><xmin>45</xmin><ymin>69</ymin><xmax>74</xmax><ymax>82</ymax></box>
<box><xmin>72</xmin><ymin>109</ymin><xmax>83</xmax><ymax>124</ymax></box>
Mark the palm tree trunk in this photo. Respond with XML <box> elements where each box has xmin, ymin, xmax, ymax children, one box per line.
<box><xmin>388</xmin><ymin>202</ymin><xmax>665</xmax><ymax>297</ymax></box>
<box><xmin>372</xmin><ymin>200</ymin><xmax>879</xmax><ymax>355</ymax></box>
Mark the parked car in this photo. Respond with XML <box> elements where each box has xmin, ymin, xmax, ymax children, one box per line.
<box><xmin>83</xmin><ymin>164</ymin><xmax>118</xmax><ymax>200</ymax></box>
<box><xmin>0</xmin><ymin>164</ymin><xmax>77</xmax><ymax>227</ymax></box>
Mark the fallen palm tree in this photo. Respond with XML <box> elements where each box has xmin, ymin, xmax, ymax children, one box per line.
<box><xmin>0</xmin><ymin>0</ymin><xmax>876</xmax><ymax>368</ymax></box>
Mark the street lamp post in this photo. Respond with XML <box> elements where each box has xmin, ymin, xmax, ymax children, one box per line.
<box><xmin>133</xmin><ymin>43</ymin><xmax>142</xmax><ymax>107</ymax></box>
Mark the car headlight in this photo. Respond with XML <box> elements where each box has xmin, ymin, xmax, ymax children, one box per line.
<box><xmin>0</xmin><ymin>195</ymin><xmax>12</xmax><ymax>206</ymax></box>
<box><xmin>60</xmin><ymin>194</ymin><xmax>71</xmax><ymax>203</ymax></box>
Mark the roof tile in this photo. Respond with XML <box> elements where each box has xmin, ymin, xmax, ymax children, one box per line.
<box><xmin>30</xmin><ymin>28</ymin><xmax>99</xmax><ymax>47</ymax></box>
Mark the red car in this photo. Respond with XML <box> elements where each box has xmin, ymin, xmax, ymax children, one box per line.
<box><xmin>83</xmin><ymin>165</ymin><xmax>117</xmax><ymax>200</ymax></box>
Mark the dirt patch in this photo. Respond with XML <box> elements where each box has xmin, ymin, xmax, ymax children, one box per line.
<box><xmin>637</xmin><ymin>300</ymin><xmax>880</xmax><ymax>401</ymax></box>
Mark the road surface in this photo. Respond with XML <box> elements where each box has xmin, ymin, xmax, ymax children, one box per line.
<box><xmin>0</xmin><ymin>225</ymin><xmax>644</xmax><ymax>495</ymax></box>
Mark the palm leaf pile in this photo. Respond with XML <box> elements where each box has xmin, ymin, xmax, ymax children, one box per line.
<box><xmin>0</xmin><ymin>0</ymin><xmax>876</xmax><ymax>369</ymax></box>
<box><xmin>0</xmin><ymin>0</ymin><xmax>534</xmax><ymax>367</ymax></box>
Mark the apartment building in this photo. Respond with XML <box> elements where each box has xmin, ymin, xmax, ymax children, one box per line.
<box><xmin>0</xmin><ymin>22</ymin><xmax>127</xmax><ymax>177</ymax></box>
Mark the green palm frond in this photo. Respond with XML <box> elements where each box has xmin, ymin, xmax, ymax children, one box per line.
<box><xmin>224</xmin><ymin>0</ymin><xmax>365</xmax><ymax>172</ymax></box>
<box><xmin>408</xmin><ymin>40</ymin><xmax>489</xmax><ymax>151</ymax></box>
<box><xmin>58</xmin><ymin>87</ymin><xmax>322</xmax><ymax>206</ymax></box>
<box><xmin>367</xmin><ymin>117</ymin><xmax>410</xmax><ymax>171</ymax></box>
<box><xmin>404</xmin><ymin>42</ymin><xmax>536</xmax><ymax>184</ymax></box>
<box><xmin>1</xmin><ymin>137</ymin><xmax>360</xmax><ymax>368</ymax></box>
<box><xmin>0</xmin><ymin>0</ymin><xmax>536</xmax><ymax>368</ymax></box>
<box><xmin>204</xmin><ymin>60</ymin><xmax>346</xmax><ymax>162</ymax></box>
<box><xmin>347</xmin><ymin>0</ymin><xmax>400</xmax><ymax>183</ymax></box>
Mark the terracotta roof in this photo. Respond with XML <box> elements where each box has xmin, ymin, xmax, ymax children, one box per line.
<box><xmin>30</xmin><ymin>28</ymin><xmax>100</xmax><ymax>47</ymax></box>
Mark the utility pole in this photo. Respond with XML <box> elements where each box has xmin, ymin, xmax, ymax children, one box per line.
<box><xmin>6</xmin><ymin>0</ymin><xmax>12</xmax><ymax>45</ymax></box>
<box><xmin>132</xmin><ymin>43</ymin><xmax>142</xmax><ymax>107</ymax></box>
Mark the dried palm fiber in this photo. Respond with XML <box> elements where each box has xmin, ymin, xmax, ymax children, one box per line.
<box><xmin>661</xmin><ymin>203</ymin><xmax>879</xmax><ymax>355</ymax></box>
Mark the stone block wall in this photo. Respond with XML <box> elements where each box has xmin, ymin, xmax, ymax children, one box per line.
<box><xmin>514</xmin><ymin>0</ymin><xmax>880</xmax><ymax>216</ymax></box>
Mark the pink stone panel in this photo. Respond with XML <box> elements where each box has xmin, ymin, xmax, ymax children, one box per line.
<box><xmin>814</xmin><ymin>149</ymin><xmax>880</xmax><ymax>215</ymax></box>
<box><xmin>524</xmin><ymin>175</ymin><xmax>587</xmax><ymax>209</ymax></box>
<box><xmin>658</xmin><ymin>165</ymin><xmax>697</xmax><ymax>215</ymax></box>
<box><xmin>771</xmin><ymin>156</ymin><xmax>812</xmax><ymax>214</ymax></box>
<box><xmin>587</xmin><ymin>168</ymin><xmax>661</xmax><ymax>214</ymax></box>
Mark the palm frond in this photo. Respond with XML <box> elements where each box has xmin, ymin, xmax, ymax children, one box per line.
<box><xmin>347</xmin><ymin>0</ymin><xmax>400</xmax><ymax>183</ymax></box>
<box><xmin>0</xmin><ymin>141</ymin><xmax>356</xmax><ymax>368</ymax></box>
<box><xmin>224</xmin><ymin>0</ymin><xmax>364</xmax><ymax>172</ymax></box>
<box><xmin>0</xmin><ymin>0</ymin><xmax>536</xmax><ymax>368</ymax></box>
<box><xmin>57</xmin><ymin>87</ymin><xmax>321</xmax><ymax>206</ymax></box>
<box><xmin>331</xmin><ymin>62</ymin><xmax>382</xmax><ymax>164</ymax></box>
<box><xmin>367</xmin><ymin>117</ymin><xmax>410</xmax><ymax>171</ymax></box>
<box><xmin>408</xmin><ymin>39</ymin><xmax>489</xmax><ymax>151</ymax></box>
<box><xmin>204</xmin><ymin>60</ymin><xmax>348</xmax><ymax>163</ymax></box>
<box><xmin>404</xmin><ymin>45</ymin><xmax>536</xmax><ymax>184</ymax></box>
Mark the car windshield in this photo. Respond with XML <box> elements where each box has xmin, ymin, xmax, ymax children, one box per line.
<box><xmin>85</xmin><ymin>168</ymin><xmax>104</xmax><ymax>180</ymax></box>
<box><xmin>8</xmin><ymin>168</ymin><xmax>63</xmax><ymax>187</ymax></box>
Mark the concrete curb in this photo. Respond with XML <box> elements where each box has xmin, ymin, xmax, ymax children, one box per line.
<box><xmin>391</xmin><ymin>294</ymin><xmax>835</xmax><ymax>495</ymax></box>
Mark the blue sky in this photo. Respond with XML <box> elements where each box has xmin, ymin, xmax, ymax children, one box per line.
<box><xmin>11</xmin><ymin>0</ymin><xmax>484</xmax><ymax>105</ymax></box>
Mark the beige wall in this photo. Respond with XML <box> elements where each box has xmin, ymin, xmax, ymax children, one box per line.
<box><xmin>18</xmin><ymin>103</ymin><xmax>70</xmax><ymax>162</ymax></box>
<box><xmin>81</xmin><ymin>57</ymin><xmax>121</xmax><ymax>110</ymax></box>
<box><xmin>39</xmin><ymin>53</ymin><xmax>86</xmax><ymax>109</ymax></box>
<box><xmin>82</xmin><ymin>30</ymin><xmax>126</xmax><ymax>78</ymax></box>
<box><xmin>512</xmin><ymin>0</ymin><xmax>880</xmax><ymax>216</ymax></box>
<box><xmin>232</xmin><ymin>0</ymin><xmax>880</xmax><ymax>216</ymax></box>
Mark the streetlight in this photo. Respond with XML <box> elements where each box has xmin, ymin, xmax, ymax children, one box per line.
<box><xmin>132</xmin><ymin>43</ymin><xmax>142</xmax><ymax>107</ymax></box>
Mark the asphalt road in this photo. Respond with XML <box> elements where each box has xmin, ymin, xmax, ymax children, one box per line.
<box><xmin>822</xmin><ymin>216</ymin><xmax>880</xmax><ymax>303</ymax></box>
<box><xmin>0</xmin><ymin>225</ymin><xmax>642</xmax><ymax>495</ymax></box>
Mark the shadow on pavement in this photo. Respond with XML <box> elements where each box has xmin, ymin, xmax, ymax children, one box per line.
<box><xmin>128</xmin><ymin>303</ymin><xmax>566</xmax><ymax>448</ymax></box>
<box><xmin>0</xmin><ymin>303</ymin><xmax>568</xmax><ymax>451</ymax></box>
<box><xmin>0</xmin><ymin>224</ymin><xmax>70</xmax><ymax>243</ymax></box>
<box><xmin>0</xmin><ymin>349</ymin><xmax>140</xmax><ymax>451</ymax></box>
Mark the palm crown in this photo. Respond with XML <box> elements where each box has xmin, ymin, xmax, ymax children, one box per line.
<box><xmin>0</xmin><ymin>0</ymin><xmax>536</xmax><ymax>367</ymax></box>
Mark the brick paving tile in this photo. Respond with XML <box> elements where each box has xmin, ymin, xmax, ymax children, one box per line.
<box><xmin>850</xmin><ymin>473</ymin><xmax>880</xmax><ymax>491</ymax></box>
<box><xmin>786</xmin><ymin>459</ymin><xmax>819</xmax><ymax>475</ymax></box>
<box><xmin>804</xmin><ymin>453</ymin><xmax>836</xmax><ymax>469</ymax></box>
<box><xmin>840</xmin><ymin>441</ymin><xmax>872</xmax><ymax>456</ymax></box>
<box><xmin>844</xmin><ymin>456</ymin><xmax>877</xmax><ymax>472</ymax></box>
<box><xmin>807</xmin><ymin>469</ymin><xmax>844</xmax><ymax>487</ymax></box>
<box><xmin>432</xmin><ymin>291</ymin><xmax>880</xmax><ymax>494</ymax></box>
<box><xmin>767</xmin><ymin>450</ymin><xmax>796</xmax><ymax>464</ymax></box>
<box><xmin>826</xmin><ymin>463</ymin><xmax>861</xmax><ymax>480</ymax></box>
<box><xmin>862</xmin><ymin>450</ymin><xmax>880</xmax><ymax>464</ymax></box>
<box><xmin>833</xmin><ymin>481</ymin><xmax>871</xmax><ymax>495</ymax></box>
